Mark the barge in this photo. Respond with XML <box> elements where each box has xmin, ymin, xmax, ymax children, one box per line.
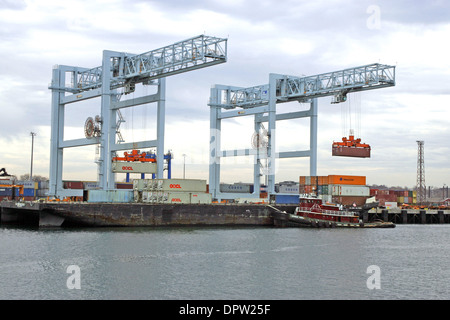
<box><xmin>0</xmin><ymin>200</ymin><xmax>297</xmax><ymax>228</ymax></box>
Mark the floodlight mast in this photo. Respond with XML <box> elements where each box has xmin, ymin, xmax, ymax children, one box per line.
<box><xmin>49</xmin><ymin>35</ymin><xmax>227</xmax><ymax>198</ymax></box>
<box><xmin>209</xmin><ymin>63</ymin><xmax>396</xmax><ymax>201</ymax></box>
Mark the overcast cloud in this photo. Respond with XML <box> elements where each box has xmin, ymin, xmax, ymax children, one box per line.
<box><xmin>0</xmin><ymin>0</ymin><xmax>449</xmax><ymax>188</ymax></box>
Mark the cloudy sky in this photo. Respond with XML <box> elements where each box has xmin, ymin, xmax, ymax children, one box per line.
<box><xmin>0</xmin><ymin>0</ymin><xmax>449</xmax><ymax>189</ymax></box>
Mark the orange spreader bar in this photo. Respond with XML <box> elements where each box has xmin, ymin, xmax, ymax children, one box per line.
<box><xmin>112</xmin><ymin>150</ymin><xmax>156</xmax><ymax>162</ymax></box>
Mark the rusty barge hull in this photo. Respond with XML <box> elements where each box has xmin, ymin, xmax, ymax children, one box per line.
<box><xmin>0</xmin><ymin>201</ymin><xmax>297</xmax><ymax>228</ymax></box>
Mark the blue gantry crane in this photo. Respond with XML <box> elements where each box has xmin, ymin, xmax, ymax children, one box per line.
<box><xmin>49</xmin><ymin>35</ymin><xmax>227</xmax><ymax>198</ymax></box>
<box><xmin>208</xmin><ymin>63</ymin><xmax>396</xmax><ymax>200</ymax></box>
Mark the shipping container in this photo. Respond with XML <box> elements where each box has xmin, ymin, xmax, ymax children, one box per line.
<box><xmin>274</xmin><ymin>194</ymin><xmax>299</xmax><ymax>204</ymax></box>
<box><xmin>190</xmin><ymin>193</ymin><xmax>212</xmax><ymax>204</ymax></box>
<box><xmin>220</xmin><ymin>183</ymin><xmax>252</xmax><ymax>193</ymax></box>
<box><xmin>116</xmin><ymin>183</ymin><xmax>133</xmax><ymax>189</ymax></box>
<box><xmin>164</xmin><ymin>192</ymin><xmax>191</xmax><ymax>204</ymax></box>
<box><xmin>278</xmin><ymin>184</ymin><xmax>299</xmax><ymax>194</ymax></box>
<box><xmin>133</xmin><ymin>179</ymin><xmax>152</xmax><ymax>190</ymax></box>
<box><xmin>385</xmin><ymin>202</ymin><xmax>398</xmax><ymax>209</ymax></box>
<box><xmin>87</xmin><ymin>190</ymin><xmax>133</xmax><ymax>203</ymax></box>
<box><xmin>64</xmin><ymin>181</ymin><xmax>84</xmax><ymax>189</ymax></box>
<box><xmin>299</xmin><ymin>176</ymin><xmax>305</xmax><ymax>185</ymax></box>
<box><xmin>37</xmin><ymin>188</ymin><xmax>49</xmax><ymax>197</ymax></box>
<box><xmin>317</xmin><ymin>185</ymin><xmax>329</xmax><ymax>195</ymax></box>
<box><xmin>328</xmin><ymin>185</ymin><xmax>370</xmax><ymax>197</ymax></box>
<box><xmin>0</xmin><ymin>179</ymin><xmax>13</xmax><ymax>185</ymax></box>
<box><xmin>332</xmin><ymin>146</ymin><xmax>370</xmax><ymax>158</ymax></box>
<box><xmin>327</xmin><ymin>175</ymin><xmax>366</xmax><ymax>185</ymax></box>
<box><xmin>83</xmin><ymin>182</ymin><xmax>99</xmax><ymax>190</ymax></box>
<box><xmin>23</xmin><ymin>188</ymin><xmax>36</xmax><ymax>197</ymax></box>
<box><xmin>375</xmin><ymin>193</ymin><xmax>397</xmax><ymax>203</ymax></box>
<box><xmin>331</xmin><ymin>196</ymin><xmax>368</xmax><ymax>206</ymax></box>
<box><xmin>155</xmin><ymin>179</ymin><xmax>207</xmax><ymax>192</ymax></box>
<box><xmin>16</xmin><ymin>181</ymin><xmax>38</xmax><ymax>189</ymax></box>
<box><xmin>40</xmin><ymin>180</ymin><xmax>49</xmax><ymax>189</ymax></box>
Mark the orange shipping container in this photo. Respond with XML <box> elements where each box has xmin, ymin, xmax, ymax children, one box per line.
<box><xmin>299</xmin><ymin>176</ymin><xmax>328</xmax><ymax>186</ymax></box>
<box><xmin>327</xmin><ymin>175</ymin><xmax>366</xmax><ymax>186</ymax></box>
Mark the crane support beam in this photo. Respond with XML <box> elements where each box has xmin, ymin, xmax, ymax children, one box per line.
<box><xmin>59</xmin><ymin>35</ymin><xmax>227</xmax><ymax>94</ymax></box>
<box><xmin>210</xmin><ymin>63</ymin><xmax>395</xmax><ymax>109</ymax></box>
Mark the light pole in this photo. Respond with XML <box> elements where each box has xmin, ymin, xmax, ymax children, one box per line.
<box><xmin>30</xmin><ymin>132</ymin><xmax>37</xmax><ymax>181</ymax></box>
<box><xmin>182</xmin><ymin>154</ymin><xmax>186</xmax><ymax>179</ymax></box>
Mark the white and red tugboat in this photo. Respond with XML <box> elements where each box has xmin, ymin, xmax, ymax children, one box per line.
<box><xmin>287</xmin><ymin>197</ymin><xmax>395</xmax><ymax>228</ymax></box>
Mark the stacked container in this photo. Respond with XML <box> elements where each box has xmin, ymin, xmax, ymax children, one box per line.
<box><xmin>299</xmin><ymin>175</ymin><xmax>369</xmax><ymax>206</ymax></box>
<box><xmin>16</xmin><ymin>180</ymin><xmax>39</xmax><ymax>201</ymax></box>
<box><xmin>134</xmin><ymin>179</ymin><xmax>211</xmax><ymax>204</ymax></box>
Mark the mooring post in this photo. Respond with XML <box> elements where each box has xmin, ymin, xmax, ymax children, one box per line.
<box><xmin>419</xmin><ymin>210</ymin><xmax>426</xmax><ymax>224</ymax></box>
<box><xmin>381</xmin><ymin>209</ymin><xmax>388</xmax><ymax>222</ymax></box>
<box><xmin>438</xmin><ymin>210</ymin><xmax>444</xmax><ymax>224</ymax></box>
<box><xmin>401</xmin><ymin>209</ymin><xmax>408</xmax><ymax>224</ymax></box>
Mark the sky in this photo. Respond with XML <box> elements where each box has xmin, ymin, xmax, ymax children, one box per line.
<box><xmin>0</xmin><ymin>0</ymin><xmax>449</xmax><ymax>189</ymax></box>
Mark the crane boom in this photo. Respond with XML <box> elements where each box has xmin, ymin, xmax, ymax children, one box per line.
<box><xmin>66</xmin><ymin>35</ymin><xmax>227</xmax><ymax>93</ymax></box>
<box><xmin>210</xmin><ymin>63</ymin><xmax>395</xmax><ymax>109</ymax></box>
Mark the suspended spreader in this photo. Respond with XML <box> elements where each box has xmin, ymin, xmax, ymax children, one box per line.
<box><xmin>332</xmin><ymin>134</ymin><xmax>371</xmax><ymax>158</ymax></box>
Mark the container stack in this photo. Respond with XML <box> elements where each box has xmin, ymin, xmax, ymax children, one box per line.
<box><xmin>299</xmin><ymin>175</ymin><xmax>369</xmax><ymax>206</ymax></box>
<box><xmin>370</xmin><ymin>189</ymin><xmax>417</xmax><ymax>206</ymax></box>
<box><xmin>16</xmin><ymin>181</ymin><xmax>39</xmax><ymax>201</ymax></box>
<box><xmin>133</xmin><ymin>179</ymin><xmax>211</xmax><ymax>204</ymax></box>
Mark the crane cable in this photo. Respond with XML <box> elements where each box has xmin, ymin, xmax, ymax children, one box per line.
<box><xmin>340</xmin><ymin>92</ymin><xmax>362</xmax><ymax>138</ymax></box>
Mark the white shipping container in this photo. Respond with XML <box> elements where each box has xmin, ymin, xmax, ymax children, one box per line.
<box><xmin>141</xmin><ymin>191</ymin><xmax>150</xmax><ymax>202</ymax></box>
<box><xmin>40</xmin><ymin>180</ymin><xmax>49</xmax><ymax>189</ymax></box>
<box><xmin>163</xmin><ymin>192</ymin><xmax>191</xmax><ymax>204</ymax></box>
<box><xmin>220</xmin><ymin>183</ymin><xmax>251</xmax><ymax>193</ymax></box>
<box><xmin>385</xmin><ymin>201</ymin><xmax>398</xmax><ymax>209</ymax></box>
<box><xmin>278</xmin><ymin>185</ymin><xmax>299</xmax><ymax>194</ymax></box>
<box><xmin>16</xmin><ymin>181</ymin><xmax>38</xmax><ymax>189</ymax></box>
<box><xmin>84</xmin><ymin>182</ymin><xmax>99</xmax><ymax>190</ymax></box>
<box><xmin>133</xmin><ymin>179</ymin><xmax>153</xmax><ymax>190</ymax></box>
<box><xmin>112</xmin><ymin>162</ymin><xmax>157</xmax><ymax>173</ymax></box>
<box><xmin>328</xmin><ymin>185</ymin><xmax>370</xmax><ymax>196</ymax></box>
<box><xmin>190</xmin><ymin>193</ymin><xmax>212</xmax><ymax>204</ymax></box>
<box><xmin>155</xmin><ymin>179</ymin><xmax>207</xmax><ymax>192</ymax></box>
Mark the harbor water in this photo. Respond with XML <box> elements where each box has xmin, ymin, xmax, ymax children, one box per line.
<box><xmin>1</xmin><ymin>224</ymin><xmax>450</xmax><ymax>300</ymax></box>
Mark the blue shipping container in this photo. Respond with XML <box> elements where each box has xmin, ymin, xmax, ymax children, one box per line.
<box><xmin>23</xmin><ymin>188</ymin><xmax>36</xmax><ymax>197</ymax></box>
<box><xmin>275</xmin><ymin>194</ymin><xmax>300</xmax><ymax>204</ymax></box>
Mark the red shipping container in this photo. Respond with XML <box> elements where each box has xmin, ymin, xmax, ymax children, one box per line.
<box><xmin>116</xmin><ymin>183</ymin><xmax>133</xmax><ymax>189</ymax></box>
<box><xmin>64</xmin><ymin>181</ymin><xmax>84</xmax><ymax>189</ymax></box>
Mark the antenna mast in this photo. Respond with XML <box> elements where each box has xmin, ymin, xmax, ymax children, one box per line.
<box><xmin>416</xmin><ymin>140</ymin><xmax>426</xmax><ymax>204</ymax></box>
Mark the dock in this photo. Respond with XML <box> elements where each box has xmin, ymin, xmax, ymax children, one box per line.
<box><xmin>364</xmin><ymin>209</ymin><xmax>450</xmax><ymax>224</ymax></box>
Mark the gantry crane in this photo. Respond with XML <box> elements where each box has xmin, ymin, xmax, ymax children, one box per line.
<box><xmin>49</xmin><ymin>35</ymin><xmax>227</xmax><ymax>197</ymax></box>
<box><xmin>209</xmin><ymin>63</ymin><xmax>395</xmax><ymax>200</ymax></box>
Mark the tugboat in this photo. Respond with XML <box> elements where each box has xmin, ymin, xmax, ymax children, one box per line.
<box><xmin>285</xmin><ymin>197</ymin><xmax>395</xmax><ymax>228</ymax></box>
